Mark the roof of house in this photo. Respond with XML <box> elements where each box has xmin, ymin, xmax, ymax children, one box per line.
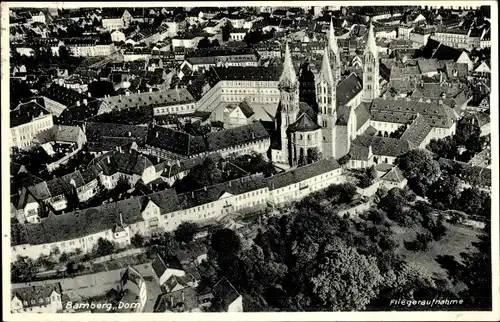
<box><xmin>11</xmin><ymin>283</ymin><xmax>62</xmax><ymax>307</ymax></box>
<box><xmin>336</xmin><ymin>72</ymin><xmax>363</xmax><ymax>106</ymax></box>
<box><xmin>371</xmin><ymin>97</ymin><xmax>456</xmax><ymax>128</ymax></box>
<box><xmin>381</xmin><ymin>166</ymin><xmax>406</xmax><ymax>183</ymax></box>
<box><xmin>12</xmin><ymin>188</ymin><xmax>180</xmax><ymax>246</ymax></box>
<box><xmin>10</xmin><ymin>101</ymin><xmax>52</xmax><ymax>128</ymax></box>
<box><xmin>100</xmin><ymin>88</ymin><xmax>195</xmax><ymax>112</ymax></box>
<box><xmin>212</xmin><ymin>277</ymin><xmax>241</xmax><ymax>311</ymax></box>
<box><xmin>42</xmin><ymin>83</ymin><xmax>88</xmax><ymax>108</ymax></box>
<box><xmin>153</xmin><ymin>286</ymin><xmax>198</xmax><ymax>312</ymax></box>
<box><xmin>370</xmin><ymin>136</ymin><xmax>414</xmax><ymax>157</ymax></box>
<box><xmin>354</xmin><ymin>102</ymin><xmax>371</xmax><ymax>130</ymax></box>
<box><xmin>268</xmin><ymin>157</ymin><xmax>341</xmax><ymax>190</ymax></box>
<box><xmin>211</xmin><ymin>66</ymin><xmax>282</xmax><ymax>82</ymax></box>
<box><xmin>400</xmin><ymin>114</ymin><xmax>432</xmax><ymax>147</ymax></box>
<box><xmin>35</xmin><ymin>125</ymin><xmax>84</xmax><ymax>144</ymax></box>
<box><xmin>146</xmin><ymin>122</ymin><xmax>270</xmax><ymax>157</ymax></box>
<box><xmin>177</xmin><ymin>174</ymin><xmax>268</xmax><ymax>210</ymax></box>
<box><xmin>417</xmin><ymin>59</ymin><xmax>440</xmax><ymax>74</ymax></box>
<box><xmin>94</xmin><ymin>150</ymin><xmax>153</xmax><ymax>176</ymax></box>
<box><xmin>152</xmin><ymin>254</ymin><xmax>184</xmax><ymax>279</ymax></box>
<box><xmin>85</xmin><ymin>122</ymin><xmax>149</xmax><ymax>145</ymax></box>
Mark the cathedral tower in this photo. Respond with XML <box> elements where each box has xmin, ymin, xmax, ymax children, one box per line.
<box><xmin>316</xmin><ymin>45</ymin><xmax>338</xmax><ymax>159</ymax></box>
<box><xmin>362</xmin><ymin>22</ymin><xmax>380</xmax><ymax>102</ymax></box>
<box><xmin>278</xmin><ymin>41</ymin><xmax>299</xmax><ymax>164</ymax></box>
<box><xmin>329</xmin><ymin>17</ymin><xmax>342</xmax><ymax>82</ymax></box>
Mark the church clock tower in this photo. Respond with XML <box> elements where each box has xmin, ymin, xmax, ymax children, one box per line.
<box><xmin>362</xmin><ymin>22</ymin><xmax>380</xmax><ymax>102</ymax></box>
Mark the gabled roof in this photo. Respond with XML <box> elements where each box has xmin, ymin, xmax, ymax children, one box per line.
<box><xmin>35</xmin><ymin>125</ymin><xmax>84</xmax><ymax>144</ymax></box>
<box><xmin>94</xmin><ymin>150</ymin><xmax>154</xmax><ymax>176</ymax></box>
<box><xmin>212</xmin><ymin>277</ymin><xmax>241</xmax><ymax>311</ymax></box>
<box><xmin>381</xmin><ymin>166</ymin><xmax>405</xmax><ymax>183</ymax></box>
<box><xmin>152</xmin><ymin>254</ymin><xmax>184</xmax><ymax>279</ymax></box>
<box><xmin>10</xmin><ymin>101</ymin><xmax>52</xmax><ymax>128</ymax></box>
<box><xmin>336</xmin><ymin>73</ymin><xmax>363</xmax><ymax>106</ymax></box>
<box><xmin>12</xmin><ymin>283</ymin><xmax>62</xmax><ymax>307</ymax></box>
<box><xmin>400</xmin><ymin>114</ymin><xmax>432</xmax><ymax>147</ymax></box>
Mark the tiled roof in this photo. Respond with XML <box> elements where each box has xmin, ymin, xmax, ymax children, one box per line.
<box><xmin>349</xmin><ymin>144</ymin><xmax>370</xmax><ymax>160</ymax></box>
<box><xmin>35</xmin><ymin>125</ymin><xmax>84</xmax><ymax>144</ymax></box>
<box><xmin>177</xmin><ymin>174</ymin><xmax>268</xmax><ymax>209</ymax></box>
<box><xmin>147</xmin><ymin>122</ymin><xmax>270</xmax><ymax>157</ymax></box>
<box><xmin>154</xmin><ymin>286</ymin><xmax>198</xmax><ymax>312</ymax></box>
<box><xmin>12</xmin><ymin>283</ymin><xmax>62</xmax><ymax>308</ymax></box>
<box><xmin>336</xmin><ymin>72</ymin><xmax>363</xmax><ymax>106</ymax></box>
<box><xmin>85</xmin><ymin>122</ymin><xmax>148</xmax><ymax>145</ymax></box>
<box><xmin>268</xmin><ymin>157</ymin><xmax>341</xmax><ymax>190</ymax></box>
<box><xmin>94</xmin><ymin>150</ymin><xmax>154</xmax><ymax>176</ymax></box>
<box><xmin>10</xmin><ymin>101</ymin><xmax>52</xmax><ymax>128</ymax></box>
<box><xmin>354</xmin><ymin>102</ymin><xmax>371</xmax><ymax>130</ymax></box>
<box><xmin>12</xmin><ymin>188</ymin><xmax>180</xmax><ymax>246</ymax></box>
<box><xmin>100</xmin><ymin>88</ymin><xmax>195</xmax><ymax>112</ymax></box>
<box><xmin>371</xmin><ymin>97</ymin><xmax>456</xmax><ymax>128</ymax></box>
<box><xmin>336</xmin><ymin>105</ymin><xmax>352</xmax><ymax>126</ymax></box>
<box><xmin>288</xmin><ymin>113</ymin><xmax>321</xmax><ymax>132</ymax></box>
<box><xmin>370</xmin><ymin>136</ymin><xmax>414</xmax><ymax>157</ymax></box>
<box><xmin>417</xmin><ymin>59</ymin><xmax>439</xmax><ymax>74</ymax></box>
<box><xmin>42</xmin><ymin>83</ymin><xmax>88</xmax><ymax>108</ymax></box>
<box><xmin>400</xmin><ymin>114</ymin><xmax>432</xmax><ymax>147</ymax></box>
<box><xmin>152</xmin><ymin>254</ymin><xmax>184</xmax><ymax>279</ymax></box>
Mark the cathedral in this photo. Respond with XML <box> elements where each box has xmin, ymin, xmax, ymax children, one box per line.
<box><xmin>272</xmin><ymin>19</ymin><xmax>379</xmax><ymax>166</ymax></box>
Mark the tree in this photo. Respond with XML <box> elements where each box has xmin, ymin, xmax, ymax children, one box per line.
<box><xmin>311</xmin><ymin>238</ymin><xmax>384</xmax><ymax>311</ymax></box>
<box><xmin>198</xmin><ymin>36</ymin><xmax>211</xmax><ymax>49</ymax></box>
<box><xmin>428</xmin><ymin>174</ymin><xmax>460</xmax><ymax>209</ymax></box>
<box><xmin>211</xmin><ymin>39</ymin><xmax>220</xmax><ymax>47</ymax></box>
<box><xmin>11</xmin><ymin>256</ymin><xmax>39</xmax><ymax>282</ymax></box>
<box><xmin>358</xmin><ymin>166</ymin><xmax>377</xmax><ymax>188</ymax></box>
<box><xmin>221</xmin><ymin>21</ymin><xmax>233</xmax><ymax>42</ymax></box>
<box><xmin>337</xmin><ymin>153</ymin><xmax>351</xmax><ymax>166</ymax></box>
<box><xmin>427</xmin><ymin>137</ymin><xmax>457</xmax><ymax>160</ymax></box>
<box><xmin>93</xmin><ymin>238</ymin><xmax>116</xmax><ymax>257</ymax></box>
<box><xmin>131</xmin><ymin>233</ymin><xmax>145</xmax><ymax>248</ymax></box>
<box><xmin>414</xmin><ymin>231</ymin><xmax>433</xmax><ymax>251</ymax></box>
<box><xmin>211</xmin><ymin>228</ymin><xmax>242</xmax><ymax>260</ymax></box>
<box><xmin>456</xmin><ymin>187</ymin><xmax>487</xmax><ymax>218</ymax></box>
<box><xmin>307</xmin><ymin>147</ymin><xmax>322</xmax><ymax>164</ymax></box>
<box><xmin>398</xmin><ymin>149</ymin><xmax>441</xmax><ymax>196</ymax></box>
<box><xmin>146</xmin><ymin>232</ymin><xmax>180</xmax><ymax>259</ymax></box>
<box><xmin>389</xmin><ymin>124</ymin><xmax>407</xmax><ymax>138</ymax></box>
<box><xmin>174</xmin><ymin>221</ymin><xmax>199</xmax><ymax>244</ymax></box>
<box><xmin>59</xmin><ymin>252</ymin><xmax>69</xmax><ymax>263</ymax></box>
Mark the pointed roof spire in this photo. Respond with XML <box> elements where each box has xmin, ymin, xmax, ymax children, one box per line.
<box><xmin>365</xmin><ymin>20</ymin><xmax>378</xmax><ymax>58</ymax></box>
<box><xmin>279</xmin><ymin>40</ymin><xmax>297</xmax><ymax>88</ymax></box>
<box><xmin>318</xmin><ymin>45</ymin><xmax>334</xmax><ymax>85</ymax></box>
<box><xmin>329</xmin><ymin>16</ymin><xmax>340</xmax><ymax>61</ymax></box>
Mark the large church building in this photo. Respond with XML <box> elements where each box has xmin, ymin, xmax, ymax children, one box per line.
<box><xmin>272</xmin><ymin>19</ymin><xmax>379</xmax><ymax>166</ymax></box>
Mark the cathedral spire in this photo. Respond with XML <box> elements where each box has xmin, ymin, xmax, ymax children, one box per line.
<box><xmin>329</xmin><ymin>17</ymin><xmax>340</xmax><ymax>62</ymax></box>
<box><xmin>279</xmin><ymin>40</ymin><xmax>297</xmax><ymax>89</ymax></box>
<box><xmin>365</xmin><ymin>21</ymin><xmax>378</xmax><ymax>58</ymax></box>
<box><xmin>318</xmin><ymin>45</ymin><xmax>334</xmax><ymax>85</ymax></box>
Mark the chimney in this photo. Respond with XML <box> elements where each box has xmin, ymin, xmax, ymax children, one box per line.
<box><xmin>128</xmin><ymin>131</ymin><xmax>131</xmax><ymax>137</ymax></box>
<box><xmin>438</xmin><ymin>100</ymin><xmax>443</xmax><ymax>105</ymax></box>
<box><xmin>157</xmin><ymin>156</ymin><xmax>160</xmax><ymax>163</ymax></box>
<box><xmin>229</xmin><ymin>180</ymin><xmax>232</xmax><ymax>187</ymax></box>
<box><xmin>119</xmin><ymin>212</ymin><xmax>123</xmax><ymax>226</ymax></box>
<box><xmin>119</xmin><ymin>94</ymin><xmax>122</xmax><ymax>100</ymax></box>
<box><xmin>181</xmin><ymin>291</ymin><xmax>185</xmax><ymax>302</ymax></box>
<box><xmin>83</xmin><ymin>98</ymin><xmax>88</xmax><ymax>105</ymax></box>
<box><xmin>272</xmin><ymin>182</ymin><xmax>275</xmax><ymax>190</ymax></box>
<box><xmin>191</xmin><ymin>191</ymin><xmax>194</xmax><ymax>198</ymax></box>
<box><xmin>76</xmin><ymin>101</ymin><xmax>81</xmax><ymax>107</ymax></box>
<box><xmin>176</xmin><ymin>159</ymin><xmax>180</xmax><ymax>167</ymax></box>
<box><xmin>107</xmin><ymin>156</ymin><xmax>110</xmax><ymax>163</ymax></box>
<box><xmin>204</xmin><ymin>186</ymin><xmax>207</xmax><ymax>191</ymax></box>
<box><xmin>88</xmin><ymin>91</ymin><xmax>91</xmax><ymax>97</ymax></box>
<box><xmin>149</xmin><ymin>88</ymin><xmax>153</xmax><ymax>93</ymax></box>
<box><xmin>170</xmin><ymin>296</ymin><xmax>174</xmax><ymax>307</ymax></box>
<box><xmin>156</xmin><ymin>131</ymin><xmax>159</xmax><ymax>138</ymax></box>
<box><xmin>251</xmin><ymin>132</ymin><xmax>255</xmax><ymax>140</ymax></box>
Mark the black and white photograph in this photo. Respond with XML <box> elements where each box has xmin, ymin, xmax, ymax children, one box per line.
<box><xmin>2</xmin><ymin>1</ymin><xmax>498</xmax><ymax>320</ymax></box>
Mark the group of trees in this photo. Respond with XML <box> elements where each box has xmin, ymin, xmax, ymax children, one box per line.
<box><xmin>376</xmin><ymin>124</ymin><xmax>407</xmax><ymax>139</ymax></box>
<box><xmin>229</xmin><ymin>152</ymin><xmax>277</xmax><ymax>178</ymax></box>
<box><xmin>398</xmin><ymin>149</ymin><xmax>490</xmax><ymax>221</ymax></box>
<box><xmin>427</xmin><ymin>121</ymin><xmax>488</xmax><ymax>163</ymax></box>
<box><xmin>355</xmin><ymin>166</ymin><xmax>378</xmax><ymax>188</ymax></box>
<box><xmin>197</xmin><ymin>36</ymin><xmax>220</xmax><ymax>49</ymax></box>
<box><xmin>196</xmin><ymin>195</ymin><xmax>468</xmax><ymax>311</ymax></box>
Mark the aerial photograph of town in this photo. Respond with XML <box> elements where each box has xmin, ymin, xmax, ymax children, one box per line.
<box><xmin>4</xmin><ymin>2</ymin><xmax>496</xmax><ymax>318</ymax></box>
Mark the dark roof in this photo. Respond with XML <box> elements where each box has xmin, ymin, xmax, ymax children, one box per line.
<box><xmin>42</xmin><ymin>83</ymin><xmax>88</xmax><ymax>108</ymax></box>
<box><xmin>94</xmin><ymin>150</ymin><xmax>154</xmax><ymax>176</ymax></box>
<box><xmin>12</xmin><ymin>188</ymin><xmax>180</xmax><ymax>246</ymax></box>
<box><xmin>152</xmin><ymin>254</ymin><xmax>184</xmax><ymax>278</ymax></box>
<box><xmin>268</xmin><ymin>158</ymin><xmax>341</xmax><ymax>190</ymax></box>
<box><xmin>370</xmin><ymin>136</ymin><xmax>414</xmax><ymax>157</ymax></box>
<box><xmin>238</xmin><ymin>101</ymin><xmax>254</xmax><ymax>118</ymax></box>
<box><xmin>178</xmin><ymin>174</ymin><xmax>268</xmax><ymax>210</ymax></box>
<box><xmin>147</xmin><ymin>122</ymin><xmax>270</xmax><ymax>157</ymax></box>
<box><xmin>12</xmin><ymin>283</ymin><xmax>62</xmax><ymax>307</ymax></box>
<box><xmin>400</xmin><ymin>114</ymin><xmax>432</xmax><ymax>147</ymax></box>
<box><xmin>85</xmin><ymin>122</ymin><xmax>149</xmax><ymax>145</ymax></box>
<box><xmin>288</xmin><ymin>113</ymin><xmax>321</xmax><ymax>132</ymax></box>
<box><xmin>10</xmin><ymin>101</ymin><xmax>52</xmax><ymax>128</ymax></box>
<box><xmin>153</xmin><ymin>287</ymin><xmax>198</xmax><ymax>312</ymax></box>
<box><xmin>371</xmin><ymin>97</ymin><xmax>456</xmax><ymax>128</ymax></box>
<box><xmin>354</xmin><ymin>102</ymin><xmax>371</xmax><ymax>130</ymax></box>
<box><xmin>212</xmin><ymin>277</ymin><xmax>241</xmax><ymax>311</ymax></box>
<box><xmin>336</xmin><ymin>73</ymin><xmax>363</xmax><ymax>106</ymax></box>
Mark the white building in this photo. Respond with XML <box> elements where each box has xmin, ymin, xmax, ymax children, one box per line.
<box><xmin>11</xmin><ymin>283</ymin><xmax>63</xmax><ymax>313</ymax></box>
<box><xmin>10</xmin><ymin>101</ymin><xmax>54</xmax><ymax>149</ymax></box>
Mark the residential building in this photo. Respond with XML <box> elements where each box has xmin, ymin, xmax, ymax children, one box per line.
<box><xmin>11</xmin><ymin>283</ymin><xmax>63</xmax><ymax>313</ymax></box>
<box><xmin>10</xmin><ymin>101</ymin><xmax>54</xmax><ymax>149</ymax></box>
